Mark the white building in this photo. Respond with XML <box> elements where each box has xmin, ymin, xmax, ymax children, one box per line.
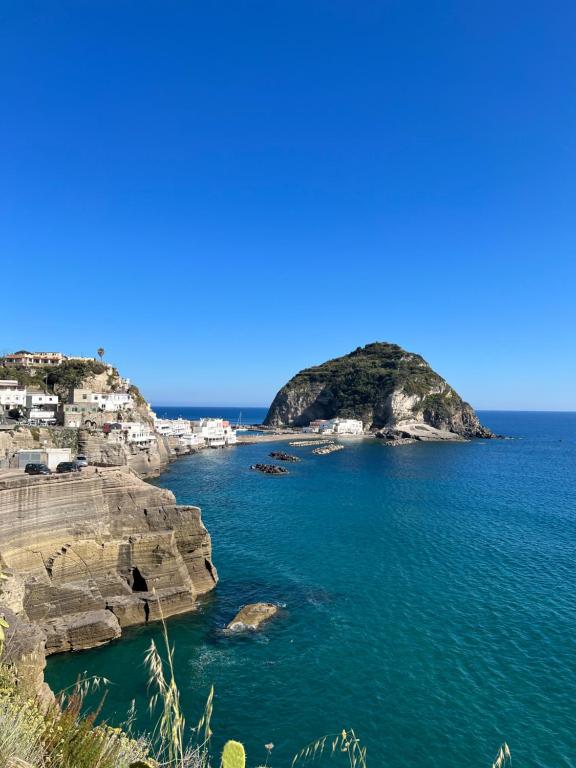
<box><xmin>0</xmin><ymin>380</ymin><xmax>27</xmax><ymax>411</ymax></box>
<box><xmin>28</xmin><ymin>409</ymin><xmax>58</xmax><ymax>425</ymax></box>
<box><xmin>306</xmin><ymin>418</ymin><xmax>364</xmax><ymax>435</ymax></box>
<box><xmin>179</xmin><ymin>433</ymin><xmax>204</xmax><ymax>448</ymax></box>
<box><xmin>323</xmin><ymin>418</ymin><xmax>364</xmax><ymax>435</ymax></box>
<box><xmin>191</xmin><ymin>418</ymin><xmax>237</xmax><ymax>448</ymax></box>
<box><xmin>67</xmin><ymin>356</ymin><xmax>97</xmax><ymax>363</ymax></box>
<box><xmin>17</xmin><ymin>447</ymin><xmax>71</xmax><ymax>470</ymax></box>
<box><xmin>72</xmin><ymin>389</ymin><xmax>134</xmax><ymax>412</ymax></box>
<box><xmin>334</xmin><ymin>418</ymin><xmax>363</xmax><ymax>434</ymax></box>
<box><xmin>154</xmin><ymin>417</ymin><xmax>192</xmax><ymax>438</ymax></box>
<box><xmin>303</xmin><ymin>419</ymin><xmax>330</xmax><ymax>433</ymax></box>
<box><xmin>4</xmin><ymin>352</ymin><xmax>65</xmax><ymax>367</ymax></box>
<box><xmin>26</xmin><ymin>392</ymin><xmax>59</xmax><ymax>408</ymax></box>
<box><xmin>121</xmin><ymin>422</ymin><xmax>155</xmax><ymax>445</ymax></box>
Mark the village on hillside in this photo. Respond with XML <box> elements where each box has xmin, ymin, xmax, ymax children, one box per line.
<box><xmin>0</xmin><ymin>349</ymin><xmax>366</xmax><ymax>472</ymax></box>
<box><xmin>0</xmin><ymin>350</ymin><xmax>239</xmax><ymax>470</ymax></box>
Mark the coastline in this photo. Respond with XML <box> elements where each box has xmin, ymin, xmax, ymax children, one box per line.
<box><xmin>0</xmin><ymin>460</ymin><xmax>217</xmax><ymax>703</ymax></box>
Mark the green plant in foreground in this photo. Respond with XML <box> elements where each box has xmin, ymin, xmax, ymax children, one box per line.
<box><xmin>221</xmin><ymin>740</ymin><xmax>246</xmax><ymax>768</ymax></box>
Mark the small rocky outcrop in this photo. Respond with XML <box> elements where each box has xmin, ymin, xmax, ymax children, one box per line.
<box><xmin>250</xmin><ymin>464</ymin><xmax>289</xmax><ymax>475</ymax></box>
<box><xmin>264</xmin><ymin>342</ymin><xmax>493</xmax><ymax>439</ymax></box>
<box><xmin>269</xmin><ymin>452</ymin><xmax>300</xmax><ymax>462</ymax></box>
<box><xmin>226</xmin><ymin>603</ymin><xmax>280</xmax><ymax>632</ymax></box>
<box><xmin>375</xmin><ymin>424</ymin><xmax>469</xmax><ymax>444</ymax></box>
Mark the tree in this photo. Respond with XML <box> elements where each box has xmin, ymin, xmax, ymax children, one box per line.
<box><xmin>97</xmin><ymin>347</ymin><xmax>105</xmax><ymax>362</ymax></box>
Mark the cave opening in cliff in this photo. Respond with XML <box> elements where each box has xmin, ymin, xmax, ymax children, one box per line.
<box><xmin>131</xmin><ymin>566</ymin><xmax>148</xmax><ymax>592</ymax></box>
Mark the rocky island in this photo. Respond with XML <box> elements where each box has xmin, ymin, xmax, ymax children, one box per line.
<box><xmin>264</xmin><ymin>342</ymin><xmax>493</xmax><ymax>441</ymax></box>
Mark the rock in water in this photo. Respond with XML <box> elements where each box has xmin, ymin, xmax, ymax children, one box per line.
<box><xmin>264</xmin><ymin>341</ymin><xmax>493</xmax><ymax>438</ymax></box>
<box><xmin>269</xmin><ymin>451</ymin><xmax>300</xmax><ymax>462</ymax></box>
<box><xmin>250</xmin><ymin>463</ymin><xmax>289</xmax><ymax>474</ymax></box>
<box><xmin>226</xmin><ymin>602</ymin><xmax>280</xmax><ymax>631</ymax></box>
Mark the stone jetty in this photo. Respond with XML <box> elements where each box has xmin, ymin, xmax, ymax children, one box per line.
<box><xmin>312</xmin><ymin>443</ymin><xmax>344</xmax><ymax>455</ymax></box>
<box><xmin>289</xmin><ymin>439</ymin><xmax>333</xmax><ymax>447</ymax></box>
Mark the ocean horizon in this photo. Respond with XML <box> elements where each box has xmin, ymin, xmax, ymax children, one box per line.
<box><xmin>152</xmin><ymin>405</ymin><xmax>269</xmax><ymax>424</ymax></box>
<box><xmin>152</xmin><ymin>406</ymin><xmax>576</xmax><ymax>423</ymax></box>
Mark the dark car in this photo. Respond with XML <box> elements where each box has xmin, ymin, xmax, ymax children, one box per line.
<box><xmin>24</xmin><ymin>463</ymin><xmax>51</xmax><ymax>475</ymax></box>
<box><xmin>56</xmin><ymin>461</ymin><xmax>81</xmax><ymax>474</ymax></box>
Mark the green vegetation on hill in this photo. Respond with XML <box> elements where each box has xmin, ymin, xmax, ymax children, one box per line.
<box><xmin>0</xmin><ymin>358</ymin><xmax>149</xmax><ymax>407</ymax></box>
<box><xmin>285</xmin><ymin>344</ymin><xmax>445</xmax><ymax>401</ymax></box>
<box><xmin>298</xmin><ymin>343</ymin><xmax>448</xmax><ymax>392</ymax></box>
<box><xmin>0</xmin><ymin>359</ymin><xmax>107</xmax><ymax>394</ymax></box>
<box><xmin>264</xmin><ymin>341</ymin><xmax>491</xmax><ymax>436</ymax></box>
<box><xmin>266</xmin><ymin>342</ymin><xmax>465</xmax><ymax>425</ymax></box>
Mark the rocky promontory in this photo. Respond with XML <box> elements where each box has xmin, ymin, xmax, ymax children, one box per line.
<box><xmin>264</xmin><ymin>342</ymin><xmax>493</xmax><ymax>439</ymax></box>
<box><xmin>0</xmin><ymin>466</ymin><xmax>217</xmax><ymax>696</ymax></box>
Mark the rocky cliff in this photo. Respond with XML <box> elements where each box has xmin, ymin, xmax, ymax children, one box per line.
<box><xmin>0</xmin><ymin>467</ymin><xmax>217</xmax><ymax>689</ymax></box>
<box><xmin>76</xmin><ymin>429</ymin><xmax>174</xmax><ymax>478</ymax></box>
<box><xmin>0</xmin><ymin>424</ymin><xmax>178</xmax><ymax>479</ymax></box>
<box><xmin>264</xmin><ymin>342</ymin><xmax>492</xmax><ymax>438</ymax></box>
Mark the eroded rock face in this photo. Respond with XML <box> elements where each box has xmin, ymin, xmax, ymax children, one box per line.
<box><xmin>0</xmin><ymin>606</ymin><xmax>54</xmax><ymax>708</ymax></box>
<box><xmin>77</xmin><ymin>430</ymin><xmax>172</xmax><ymax>478</ymax></box>
<box><xmin>226</xmin><ymin>603</ymin><xmax>280</xmax><ymax>631</ymax></box>
<box><xmin>0</xmin><ymin>467</ymin><xmax>217</xmax><ymax>658</ymax></box>
<box><xmin>264</xmin><ymin>342</ymin><xmax>493</xmax><ymax>439</ymax></box>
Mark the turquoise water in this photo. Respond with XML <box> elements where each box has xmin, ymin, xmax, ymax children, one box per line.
<box><xmin>46</xmin><ymin>412</ymin><xmax>576</xmax><ymax>768</ymax></box>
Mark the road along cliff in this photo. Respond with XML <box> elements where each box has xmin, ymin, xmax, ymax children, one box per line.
<box><xmin>0</xmin><ymin>466</ymin><xmax>217</xmax><ymax>697</ymax></box>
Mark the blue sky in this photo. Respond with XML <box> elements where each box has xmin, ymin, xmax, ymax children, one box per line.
<box><xmin>1</xmin><ymin>1</ymin><xmax>574</xmax><ymax>409</ymax></box>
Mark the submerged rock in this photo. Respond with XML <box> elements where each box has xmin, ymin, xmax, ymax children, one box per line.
<box><xmin>269</xmin><ymin>451</ymin><xmax>300</xmax><ymax>462</ymax></box>
<box><xmin>250</xmin><ymin>463</ymin><xmax>289</xmax><ymax>474</ymax></box>
<box><xmin>226</xmin><ymin>602</ymin><xmax>280</xmax><ymax>632</ymax></box>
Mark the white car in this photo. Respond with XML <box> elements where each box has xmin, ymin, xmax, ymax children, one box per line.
<box><xmin>75</xmin><ymin>455</ymin><xmax>89</xmax><ymax>468</ymax></box>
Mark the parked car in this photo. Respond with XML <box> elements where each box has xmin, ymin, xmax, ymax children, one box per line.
<box><xmin>75</xmin><ymin>455</ymin><xmax>89</xmax><ymax>467</ymax></box>
<box><xmin>56</xmin><ymin>462</ymin><xmax>81</xmax><ymax>474</ymax></box>
<box><xmin>24</xmin><ymin>463</ymin><xmax>51</xmax><ymax>475</ymax></box>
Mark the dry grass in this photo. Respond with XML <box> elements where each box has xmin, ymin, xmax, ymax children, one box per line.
<box><xmin>145</xmin><ymin>592</ymin><xmax>210</xmax><ymax>768</ymax></box>
<box><xmin>292</xmin><ymin>729</ymin><xmax>367</xmax><ymax>768</ymax></box>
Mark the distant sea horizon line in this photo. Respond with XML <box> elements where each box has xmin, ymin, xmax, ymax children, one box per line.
<box><xmin>151</xmin><ymin>405</ymin><xmax>575</xmax><ymax>414</ymax></box>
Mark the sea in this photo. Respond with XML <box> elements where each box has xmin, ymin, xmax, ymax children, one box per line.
<box><xmin>45</xmin><ymin>411</ymin><xmax>576</xmax><ymax>768</ymax></box>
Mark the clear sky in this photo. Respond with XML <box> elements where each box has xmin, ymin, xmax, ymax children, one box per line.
<box><xmin>1</xmin><ymin>1</ymin><xmax>575</xmax><ymax>409</ymax></box>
